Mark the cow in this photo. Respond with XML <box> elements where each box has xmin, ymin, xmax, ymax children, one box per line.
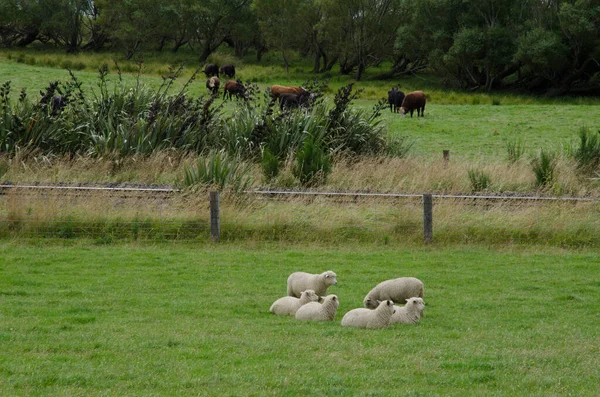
<box><xmin>278</xmin><ymin>91</ymin><xmax>312</xmax><ymax>110</ymax></box>
<box><xmin>206</xmin><ymin>76</ymin><xmax>220</xmax><ymax>96</ymax></box>
<box><xmin>387</xmin><ymin>88</ymin><xmax>405</xmax><ymax>113</ymax></box>
<box><xmin>202</xmin><ymin>63</ymin><xmax>219</xmax><ymax>77</ymax></box>
<box><xmin>399</xmin><ymin>91</ymin><xmax>426</xmax><ymax>117</ymax></box>
<box><xmin>223</xmin><ymin>80</ymin><xmax>246</xmax><ymax>100</ymax></box>
<box><xmin>269</xmin><ymin>84</ymin><xmax>308</xmax><ymax>99</ymax></box>
<box><xmin>220</xmin><ymin>64</ymin><xmax>235</xmax><ymax>78</ymax></box>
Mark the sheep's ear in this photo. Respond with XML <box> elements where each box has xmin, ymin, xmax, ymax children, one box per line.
<box><xmin>405</xmin><ymin>298</ymin><xmax>410</xmax><ymax>303</ymax></box>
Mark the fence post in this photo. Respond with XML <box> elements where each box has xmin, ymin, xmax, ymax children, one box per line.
<box><xmin>210</xmin><ymin>191</ymin><xmax>220</xmax><ymax>242</ymax></box>
<box><xmin>423</xmin><ymin>194</ymin><xmax>433</xmax><ymax>244</ymax></box>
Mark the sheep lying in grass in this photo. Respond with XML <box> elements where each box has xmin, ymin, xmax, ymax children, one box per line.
<box><xmin>269</xmin><ymin>289</ymin><xmax>319</xmax><ymax>316</ymax></box>
<box><xmin>391</xmin><ymin>297</ymin><xmax>425</xmax><ymax>324</ymax></box>
<box><xmin>341</xmin><ymin>300</ymin><xmax>396</xmax><ymax>329</ymax></box>
<box><xmin>295</xmin><ymin>294</ymin><xmax>339</xmax><ymax>321</ymax></box>
<box><xmin>287</xmin><ymin>270</ymin><xmax>337</xmax><ymax>298</ymax></box>
<box><xmin>363</xmin><ymin>277</ymin><xmax>424</xmax><ymax>309</ymax></box>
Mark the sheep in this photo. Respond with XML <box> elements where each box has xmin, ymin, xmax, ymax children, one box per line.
<box><xmin>391</xmin><ymin>297</ymin><xmax>425</xmax><ymax>324</ymax></box>
<box><xmin>295</xmin><ymin>294</ymin><xmax>339</xmax><ymax>321</ymax></box>
<box><xmin>341</xmin><ymin>299</ymin><xmax>395</xmax><ymax>329</ymax></box>
<box><xmin>363</xmin><ymin>277</ymin><xmax>424</xmax><ymax>309</ymax></box>
<box><xmin>269</xmin><ymin>289</ymin><xmax>319</xmax><ymax>316</ymax></box>
<box><xmin>287</xmin><ymin>270</ymin><xmax>337</xmax><ymax>298</ymax></box>
<box><xmin>399</xmin><ymin>90</ymin><xmax>426</xmax><ymax>117</ymax></box>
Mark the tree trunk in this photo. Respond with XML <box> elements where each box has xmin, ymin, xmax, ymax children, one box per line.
<box><xmin>282</xmin><ymin>50</ymin><xmax>289</xmax><ymax>74</ymax></box>
<box><xmin>355</xmin><ymin>62</ymin><xmax>365</xmax><ymax>81</ymax></box>
<box><xmin>312</xmin><ymin>52</ymin><xmax>321</xmax><ymax>73</ymax></box>
<box><xmin>16</xmin><ymin>28</ymin><xmax>39</xmax><ymax>47</ymax></box>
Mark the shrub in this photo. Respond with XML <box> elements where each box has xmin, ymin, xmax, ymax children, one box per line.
<box><xmin>506</xmin><ymin>139</ymin><xmax>525</xmax><ymax>163</ymax></box>
<box><xmin>531</xmin><ymin>149</ymin><xmax>557</xmax><ymax>188</ymax></box>
<box><xmin>468</xmin><ymin>168</ymin><xmax>491</xmax><ymax>192</ymax></box>
<box><xmin>293</xmin><ymin>134</ymin><xmax>332</xmax><ymax>187</ymax></box>
<box><xmin>182</xmin><ymin>151</ymin><xmax>253</xmax><ymax>193</ymax></box>
<box><xmin>261</xmin><ymin>147</ymin><xmax>281</xmax><ymax>181</ymax></box>
<box><xmin>570</xmin><ymin>127</ymin><xmax>600</xmax><ymax>173</ymax></box>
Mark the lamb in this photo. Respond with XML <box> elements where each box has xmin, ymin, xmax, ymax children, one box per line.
<box><xmin>287</xmin><ymin>270</ymin><xmax>337</xmax><ymax>298</ymax></box>
<box><xmin>295</xmin><ymin>294</ymin><xmax>339</xmax><ymax>321</ymax></box>
<box><xmin>341</xmin><ymin>299</ymin><xmax>395</xmax><ymax>329</ymax></box>
<box><xmin>363</xmin><ymin>277</ymin><xmax>424</xmax><ymax>309</ymax></box>
<box><xmin>269</xmin><ymin>289</ymin><xmax>319</xmax><ymax>316</ymax></box>
<box><xmin>391</xmin><ymin>297</ymin><xmax>425</xmax><ymax>324</ymax></box>
<box><xmin>399</xmin><ymin>90</ymin><xmax>426</xmax><ymax>117</ymax></box>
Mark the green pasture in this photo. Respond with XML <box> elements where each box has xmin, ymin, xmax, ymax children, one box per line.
<box><xmin>1</xmin><ymin>243</ymin><xmax>599</xmax><ymax>396</ymax></box>
<box><xmin>2</xmin><ymin>54</ymin><xmax>599</xmax><ymax>158</ymax></box>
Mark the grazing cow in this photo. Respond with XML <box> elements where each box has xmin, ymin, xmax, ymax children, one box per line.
<box><xmin>387</xmin><ymin>88</ymin><xmax>405</xmax><ymax>113</ymax></box>
<box><xmin>400</xmin><ymin>90</ymin><xmax>426</xmax><ymax>117</ymax></box>
<box><xmin>269</xmin><ymin>84</ymin><xmax>307</xmax><ymax>99</ymax></box>
<box><xmin>206</xmin><ymin>76</ymin><xmax>220</xmax><ymax>95</ymax></box>
<box><xmin>223</xmin><ymin>80</ymin><xmax>246</xmax><ymax>100</ymax></box>
<box><xmin>203</xmin><ymin>63</ymin><xmax>219</xmax><ymax>77</ymax></box>
<box><xmin>220</xmin><ymin>64</ymin><xmax>235</xmax><ymax>78</ymax></box>
<box><xmin>278</xmin><ymin>92</ymin><xmax>311</xmax><ymax>110</ymax></box>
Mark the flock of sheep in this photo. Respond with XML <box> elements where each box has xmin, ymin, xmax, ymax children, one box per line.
<box><xmin>270</xmin><ymin>270</ymin><xmax>426</xmax><ymax>329</ymax></box>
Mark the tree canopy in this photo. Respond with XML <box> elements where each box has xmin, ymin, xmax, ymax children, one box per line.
<box><xmin>1</xmin><ymin>0</ymin><xmax>599</xmax><ymax>95</ymax></box>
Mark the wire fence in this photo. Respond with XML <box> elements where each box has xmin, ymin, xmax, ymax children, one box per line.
<box><xmin>1</xmin><ymin>184</ymin><xmax>599</xmax><ymax>244</ymax></box>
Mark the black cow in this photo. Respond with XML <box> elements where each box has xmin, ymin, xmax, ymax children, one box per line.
<box><xmin>220</xmin><ymin>64</ymin><xmax>235</xmax><ymax>78</ymax></box>
<box><xmin>387</xmin><ymin>88</ymin><xmax>405</xmax><ymax>113</ymax></box>
<box><xmin>203</xmin><ymin>63</ymin><xmax>219</xmax><ymax>77</ymax></box>
<box><xmin>278</xmin><ymin>92</ymin><xmax>311</xmax><ymax>110</ymax></box>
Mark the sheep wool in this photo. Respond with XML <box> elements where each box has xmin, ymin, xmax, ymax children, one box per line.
<box><xmin>269</xmin><ymin>289</ymin><xmax>319</xmax><ymax>316</ymax></box>
<box><xmin>341</xmin><ymin>300</ymin><xmax>395</xmax><ymax>329</ymax></box>
<box><xmin>391</xmin><ymin>297</ymin><xmax>425</xmax><ymax>324</ymax></box>
<box><xmin>287</xmin><ymin>270</ymin><xmax>337</xmax><ymax>298</ymax></box>
<box><xmin>363</xmin><ymin>277</ymin><xmax>424</xmax><ymax>309</ymax></box>
<box><xmin>295</xmin><ymin>294</ymin><xmax>339</xmax><ymax>321</ymax></box>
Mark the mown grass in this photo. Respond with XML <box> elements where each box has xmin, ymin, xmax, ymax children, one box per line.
<box><xmin>0</xmin><ymin>242</ymin><xmax>599</xmax><ymax>396</ymax></box>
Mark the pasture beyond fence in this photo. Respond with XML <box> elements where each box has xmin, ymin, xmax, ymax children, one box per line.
<box><xmin>1</xmin><ymin>184</ymin><xmax>599</xmax><ymax>245</ymax></box>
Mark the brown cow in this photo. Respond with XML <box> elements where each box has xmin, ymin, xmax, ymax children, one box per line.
<box><xmin>269</xmin><ymin>85</ymin><xmax>307</xmax><ymax>99</ymax></box>
<box><xmin>223</xmin><ymin>80</ymin><xmax>246</xmax><ymax>100</ymax></box>
<box><xmin>399</xmin><ymin>91</ymin><xmax>426</xmax><ymax>117</ymax></box>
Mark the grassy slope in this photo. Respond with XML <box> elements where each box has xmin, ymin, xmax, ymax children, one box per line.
<box><xmin>2</xmin><ymin>51</ymin><xmax>600</xmax><ymax>158</ymax></box>
<box><xmin>1</xmin><ymin>242</ymin><xmax>599</xmax><ymax>396</ymax></box>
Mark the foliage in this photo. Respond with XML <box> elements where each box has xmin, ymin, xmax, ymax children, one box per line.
<box><xmin>293</xmin><ymin>133</ymin><xmax>332</xmax><ymax>186</ymax></box>
<box><xmin>570</xmin><ymin>127</ymin><xmax>600</xmax><ymax>173</ymax></box>
<box><xmin>531</xmin><ymin>149</ymin><xmax>557</xmax><ymax>188</ymax></box>
<box><xmin>467</xmin><ymin>168</ymin><xmax>491</xmax><ymax>192</ymax></box>
<box><xmin>182</xmin><ymin>150</ymin><xmax>252</xmax><ymax>192</ymax></box>
<box><xmin>506</xmin><ymin>139</ymin><xmax>525</xmax><ymax>163</ymax></box>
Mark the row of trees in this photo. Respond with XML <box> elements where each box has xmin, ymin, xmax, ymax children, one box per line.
<box><xmin>1</xmin><ymin>0</ymin><xmax>599</xmax><ymax>95</ymax></box>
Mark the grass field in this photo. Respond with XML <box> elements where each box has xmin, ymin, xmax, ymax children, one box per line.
<box><xmin>2</xmin><ymin>53</ymin><xmax>599</xmax><ymax>158</ymax></box>
<box><xmin>1</xmin><ymin>242</ymin><xmax>599</xmax><ymax>396</ymax></box>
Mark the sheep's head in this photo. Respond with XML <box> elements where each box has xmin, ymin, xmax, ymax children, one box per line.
<box><xmin>363</xmin><ymin>297</ymin><xmax>378</xmax><ymax>309</ymax></box>
<box><xmin>322</xmin><ymin>270</ymin><xmax>337</xmax><ymax>286</ymax></box>
<box><xmin>376</xmin><ymin>300</ymin><xmax>395</xmax><ymax>315</ymax></box>
<box><xmin>406</xmin><ymin>297</ymin><xmax>425</xmax><ymax>313</ymax></box>
<box><xmin>325</xmin><ymin>294</ymin><xmax>339</xmax><ymax>308</ymax></box>
<box><xmin>301</xmin><ymin>289</ymin><xmax>319</xmax><ymax>302</ymax></box>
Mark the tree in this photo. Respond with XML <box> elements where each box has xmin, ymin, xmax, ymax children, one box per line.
<box><xmin>253</xmin><ymin>0</ymin><xmax>304</xmax><ymax>73</ymax></box>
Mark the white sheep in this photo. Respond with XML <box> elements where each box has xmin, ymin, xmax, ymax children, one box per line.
<box><xmin>269</xmin><ymin>289</ymin><xmax>319</xmax><ymax>316</ymax></box>
<box><xmin>341</xmin><ymin>299</ymin><xmax>396</xmax><ymax>329</ymax></box>
<box><xmin>295</xmin><ymin>294</ymin><xmax>339</xmax><ymax>321</ymax></box>
<box><xmin>391</xmin><ymin>297</ymin><xmax>425</xmax><ymax>324</ymax></box>
<box><xmin>287</xmin><ymin>270</ymin><xmax>337</xmax><ymax>298</ymax></box>
<box><xmin>363</xmin><ymin>277</ymin><xmax>424</xmax><ymax>309</ymax></box>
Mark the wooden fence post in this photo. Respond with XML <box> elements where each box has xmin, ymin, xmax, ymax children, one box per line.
<box><xmin>210</xmin><ymin>191</ymin><xmax>220</xmax><ymax>242</ymax></box>
<box><xmin>443</xmin><ymin>150</ymin><xmax>450</xmax><ymax>168</ymax></box>
<box><xmin>423</xmin><ymin>194</ymin><xmax>433</xmax><ymax>244</ymax></box>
